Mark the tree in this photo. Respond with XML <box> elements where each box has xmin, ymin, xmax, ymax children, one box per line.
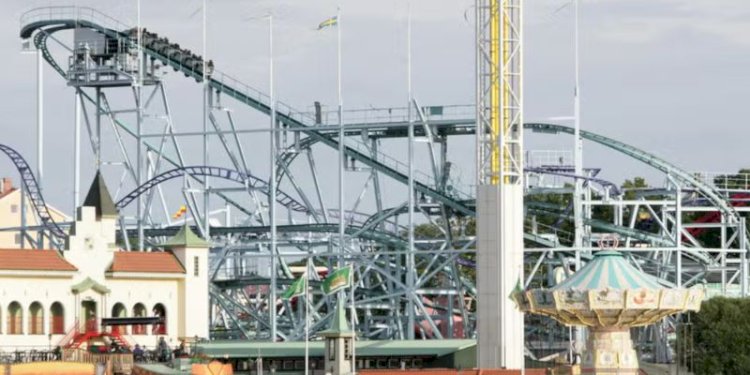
<box><xmin>684</xmin><ymin>297</ymin><xmax>750</xmax><ymax>374</ymax></box>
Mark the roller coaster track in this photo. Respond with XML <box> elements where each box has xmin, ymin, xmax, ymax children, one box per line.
<box><xmin>19</xmin><ymin>6</ymin><xmax>474</xmax><ymax>216</ymax></box>
<box><xmin>114</xmin><ymin>166</ymin><xmax>309</xmax><ymax>213</ymax></box>
<box><xmin>21</xmin><ymin>7</ymin><xmax>736</xmax><ymax>222</ymax></box>
<box><xmin>524</xmin><ymin>123</ymin><xmax>738</xmax><ymax>221</ymax></box>
<box><xmin>0</xmin><ymin>144</ymin><xmax>66</xmax><ymax>241</ymax></box>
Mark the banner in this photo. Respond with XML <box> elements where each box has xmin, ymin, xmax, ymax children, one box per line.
<box><xmin>321</xmin><ymin>267</ymin><xmax>351</xmax><ymax>295</ymax></box>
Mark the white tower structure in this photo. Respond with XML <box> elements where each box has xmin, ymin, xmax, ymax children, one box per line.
<box><xmin>163</xmin><ymin>225</ymin><xmax>211</xmax><ymax>339</ymax></box>
<box><xmin>475</xmin><ymin>0</ymin><xmax>525</xmax><ymax>369</ymax></box>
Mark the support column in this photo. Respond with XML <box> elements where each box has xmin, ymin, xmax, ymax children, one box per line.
<box><xmin>74</xmin><ymin>89</ymin><xmax>81</xmax><ymax>211</ymax></box>
<box><xmin>581</xmin><ymin>327</ymin><xmax>639</xmax><ymax>375</ymax></box>
<box><xmin>476</xmin><ymin>184</ymin><xmax>524</xmax><ymax>369</ymax></box>
<box><xmin>37</xmin><ymin>49</ymin><xmax>44</xmax><ymax>194</ymax></box>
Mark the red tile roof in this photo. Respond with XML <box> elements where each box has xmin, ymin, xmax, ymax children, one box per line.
<box><xmin>0</xmin><ymin>249</ymin><xmax>77</xmax><ymax>271</ymax></box>
<box><xmin>108</xmin><ymin>251</ymin><xmax>185</xmax><ymax>274</ymax></box>
<box><xmin>0</xmin><ymin>188</ymin><xmax>17</xmax><ymax>200</ymax></box>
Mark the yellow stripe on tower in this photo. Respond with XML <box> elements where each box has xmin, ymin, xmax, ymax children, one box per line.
<box><xmin>489</xmin><ymin>0</ymin><xmax>500</xmax><ymax>185</ymax></box>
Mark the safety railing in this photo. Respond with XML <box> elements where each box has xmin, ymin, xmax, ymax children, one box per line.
<box><xmin>310</xmin><ymin>104</ymin><xmax>475</xmax><ymax>125</ymax></box>
<box><xmin>20</xmin><ymin>6</ymin><xmax>129</xmax><ymax>34</ymax></box>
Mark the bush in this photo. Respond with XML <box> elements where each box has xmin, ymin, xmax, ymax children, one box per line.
<box><xmin>687</xmin><ymin>297</ymin><xmax>750</xmax><ymax>374</ymax></box>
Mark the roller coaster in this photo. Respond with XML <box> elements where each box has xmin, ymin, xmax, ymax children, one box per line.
<box><xmin>10</xmin><ymin>5</ymin><xmax>750</xmax><ymax>361</ymax></box>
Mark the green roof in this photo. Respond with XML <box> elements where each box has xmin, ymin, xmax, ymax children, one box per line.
<box><xmin>133</xmin><ymin>364</ymin><xmax>188</xmax><ymax>375</ymax></box>
<box><xmin>161</xmin><ymin>225</ymin><xmax>210</xmax><ymax>249</ymax></box>
<box><xmin>83</xmin><ymin>171</ymin><xmax>118</xmax><ymax>219</ymax></box>
<box><xmin>71</xmin><ymin>277</ymin><xmax>111</xmax><ymax>294</ymax></box>
<box><xmin>319</xmin><ymin>298</ymin><xmax>352</xmax><ymax>337</ymax></box>
<box><xmin>196</xmin><ymin>339</ymin><xmax>476</xmax><ymax>359</ymax></box>
<box><xmin>552</xmin><ymin>250</ymin><xmax>662</xmax><ymax>291</ymax></box>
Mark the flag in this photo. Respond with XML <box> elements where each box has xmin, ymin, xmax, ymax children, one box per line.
<box><xmin>172</xmin><ymin>205</ymin><xmax>187</xmax><ymax>219</ymax></box>
<box><xmin>317</xmin><ymin>16</ymin><xmax>338</xmax><ymax>30</ymax></box>
<box><xmin>282</xmin><ymin>276</ymin><xmax>306</xmax><ymax>300</ymax></box>
<box><xmin>321</xmin><ymin>266</ymin><xmax>351</xmax><ymax>295</ymax></box>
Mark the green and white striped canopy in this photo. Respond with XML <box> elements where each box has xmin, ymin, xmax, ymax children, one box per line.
<box><xmin>552</xmin><ymin>250</ymin><xmax>662</xmax><ymax>291</ymax></box>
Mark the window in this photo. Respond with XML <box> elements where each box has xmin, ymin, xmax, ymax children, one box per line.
<box><xmin>14</xmin><ymin>233</ymin><xmax>21</xmax><ymax>244</ymax></box>
<box><xmin>50</xmin><ymin>302</ymin><xmax>65</xmax><ymax>334</ymax></box>
<box><xmin>10</xmin><ymin>204</ymin><xmax>18</xmax><ymax>213</ymax></box>
<box><xmin>194</xmin><ymin>256</ymin><xmax>199</xmax><ymax>276</ymax></box>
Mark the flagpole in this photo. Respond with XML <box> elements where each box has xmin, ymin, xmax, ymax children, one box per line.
<box><xmin>305</xmin><ymin>268</ymin><xmax>310</xmax><ymax>375</ymax></box>
<box><xmin>269</xmin><ymin>12</ymin><xmax>278</xmax><ymax>343</ymax></box>
<box><xmin>337</xmin><ymin>6</ymin><xmax>345</xmax><ymax>271</ymax></box>
<box><xmin>349</xmin><ymin>264</ymin><xmax>356</xmax><ymax>375</ymax></box>
<box><xmin>406</xmin><ymin>2</ymin><xmax>416</xmax><ymax>341</ymax></box>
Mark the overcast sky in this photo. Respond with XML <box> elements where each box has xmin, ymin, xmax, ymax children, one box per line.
<box><xmin>1</xmin><ymin>0</ymin><xmax>750</xmax><ymax>216</ymax></box>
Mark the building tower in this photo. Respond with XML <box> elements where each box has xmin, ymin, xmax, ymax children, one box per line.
<box><xmin>475</xmin><ymin>0</ymin><xmax>525</xmax><ymax>369</ymax></box>
<box><xmin>321</xmin><ymin>299</ymin><xmax>354</xmax><ymax>375</ymax></box>
<box><xmin>162</xmin><ymin>224</ymin><xmax>211</xmax><ymax>339</ymax></box>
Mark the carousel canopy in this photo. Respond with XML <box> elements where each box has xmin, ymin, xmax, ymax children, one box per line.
<box><xmin>553</xmin><ymin>251</ymin><xmax>662</xmax><ymax>291</ymax></box>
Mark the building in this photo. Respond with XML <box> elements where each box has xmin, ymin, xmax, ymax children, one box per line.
<box><xmin>0</xmin><ymin>177</ymin><xmax>68</xmax><ymax>248</ymax></box>
<box><xmin>0</xmin><ymin>173</ymin><xmax>209</xmax><ymax>351</ymax></box>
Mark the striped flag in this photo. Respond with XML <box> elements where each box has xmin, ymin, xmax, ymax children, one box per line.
<box><xmin>282</xmin><ymin>276</ymin><xmax>307</xmax><ymax>300</ymax></box>
<box><xmin>317</xmin><ymin>16</ymin><xmax>338</xmax><ymax>30</ymax></box>
<box><xmin>321</xmin><ymin>266</ymin><xmax>351</xmax><ymax>295</ymax></box>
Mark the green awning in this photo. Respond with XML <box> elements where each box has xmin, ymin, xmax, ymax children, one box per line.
<box><xmin>71</xmin><ymin>277</ymin><xmax>111</xmax><ymax>294</ymax></box>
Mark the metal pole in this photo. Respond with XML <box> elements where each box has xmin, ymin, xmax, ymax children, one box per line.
<box><xmin>350</xmin><ymin>263</ymin><xmax>356</xmax><ymax>375</ymax></box>
<box><xmin>572</xmin><ymin>0</ymin><xmax>584</xmax><ymax>361</ymax></box>
<box><xmin>36</xmin><ymin>48</ymin><xmax>43</xmax><ymax>194</ymax></box>
<box><xmin>337</xmin><ymin>6</ymin><xmax>345</xmax><ymax>268</ymax></box>
<box><xmin>406</xmin><ymin>4</ymin><xmax>415</xmax><ymax>341</ymax></box>
<box><xmin>136</xmin><ymin>0</ymin><xmax>144</xmax><ymax>250</ymax></box>
<box><xmin>268</xmin><ymin>14</ymin><xmax>278</xmax><ymax>342</ymax></box>
<box><xmin>676</xmin><ymin>185</ymin><xmax>682</xmax><ymax>287</ymax></box>
<box><xmin>20</xmin><ymin>183</ymin><xmax>26</xmax><ymax>249</ymax></box>
<box><xmin>304</xmin><ymin>266</ymin><xmax>309</xmax><ymax>375</ymax></box>
<box><xmin>202</xmin><ymin>0</ymin><xmax>210</xmax><ymax>240</ymax></box>
<box><xmin>74</xmin><ymin>89</ymin><xmax>81</xmax><ymax>211</ymax></box>
<box><xmin>741</xmin><ymin>218</ymin><xmax>748</xmax><ymax>297</ymax></box>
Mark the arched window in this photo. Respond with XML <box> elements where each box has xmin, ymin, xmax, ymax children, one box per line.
<box><xmin>50</xmin><ymin>302</ymin><xmax>65</xmax><ymax>334</ymax></box>
<box><xmin>29</xmin><ymin>302</ymin><xmax>44</xmax><ymax>335</ymax></box>
<box><xmin>152</xmin><ymin>303</ymin><xmax>167</xmax><ymax>335</ymax></box>
<box><xmin>132</xmin><ymin>303</ymin><xmax>147</xmax><ymax>335</ymax></box>
<box><xmin>111</xmin><ymin>303</ymin><xmax>127</xmax><ymax>334</ymax></box>
<box><xmin>8</xmin><ymin>302</ymin><xmax>23</xmax><ymax>335</ymax></box>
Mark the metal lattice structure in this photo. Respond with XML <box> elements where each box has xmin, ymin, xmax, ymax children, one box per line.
<box><xmin>6</xmin><ymin>5</ymin><xmax>749</xmax><ymax>365</ymax></box>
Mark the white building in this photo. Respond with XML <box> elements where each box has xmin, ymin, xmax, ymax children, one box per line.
<box><xmin>0</xmin><ymin>173</ymin><xmax>209</xmax><ymax>351</ymax></box>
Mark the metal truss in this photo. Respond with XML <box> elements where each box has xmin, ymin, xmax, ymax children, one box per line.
<box><xmin>9</xmin><ymin>6</ymin><xmax>748</xmax><ymax>363</ymax></box>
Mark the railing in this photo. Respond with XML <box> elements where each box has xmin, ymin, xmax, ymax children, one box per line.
<box><xmin>693</xmin><ymin>171</ymin><xmax>750</xmax><ymax>190</ymax></box>
<box><xmin>63</xmin><ymin>348</ymin><xmax>133</xmax><ymax>375</ymax></box>
<box><xmin>309</xmin><ymin>104</ymin><xmax>475</xmax><ymax>125</ymax></box>
<box><xmin>20</xmin><ymin>6</ymin><xmax>129</xmax><ymax>34</ymax></box>
<box><xmin>85</xmin><ymin>318</ymin><xmax>98</xmax><ymax>333</ymax></box>
<box><xmin>56</xmin><ymin>319</ymin><xmax>79</xmax><ymax>348</ymax></box>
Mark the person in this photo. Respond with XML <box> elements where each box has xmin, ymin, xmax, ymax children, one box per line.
<box><xmin>157</xmin><ymin>337</ymin><xmax>170</xmax><ymax>362</ymax></box>
<box><xmin>133</xmin><ymin>344</ymin><xmax>144</xmax><ymax>362</ymax></box>
<box><xmin>174</xmin><ymin>340</ymin><xmax>186</xmax><ymax>358</ymax></box>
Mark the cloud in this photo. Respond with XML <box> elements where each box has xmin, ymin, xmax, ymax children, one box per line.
<box><xmin>583</xmin><ymin>0</ymin><xmax>750</xmax><ymax>45</ymax></box>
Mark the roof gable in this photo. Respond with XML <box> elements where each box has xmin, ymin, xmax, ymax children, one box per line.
<box><xmin>0</xmin><ymin>249</ymin><xmax>77</xmax><ymax>272</ymax></box>
<box><xmin>108</xmin><ymin>251</ymin><xmax>185</xmax><ymax>274</ymax></box>
<box><xmin>161</xmin><ymin>225</ymin><xmax>210</xmax><ymax>249</ymax></box>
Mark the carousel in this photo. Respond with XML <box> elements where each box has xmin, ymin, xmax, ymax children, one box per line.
<box><xmin>513</xmin><ymin>242</ymin><xmax>704</xmax><ymax>374</ymax></box>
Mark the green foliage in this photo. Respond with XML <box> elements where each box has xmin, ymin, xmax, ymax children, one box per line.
<box><xmin>685</xmin><ymin>297</ymin><xmax>750</xmax><ymax>374</ymax></box>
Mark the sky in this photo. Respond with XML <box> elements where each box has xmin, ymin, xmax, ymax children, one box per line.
<box><xmin>1</xmin><ymin>0</ymin><xmax>750</xmax><ymax>217</ymax></box>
